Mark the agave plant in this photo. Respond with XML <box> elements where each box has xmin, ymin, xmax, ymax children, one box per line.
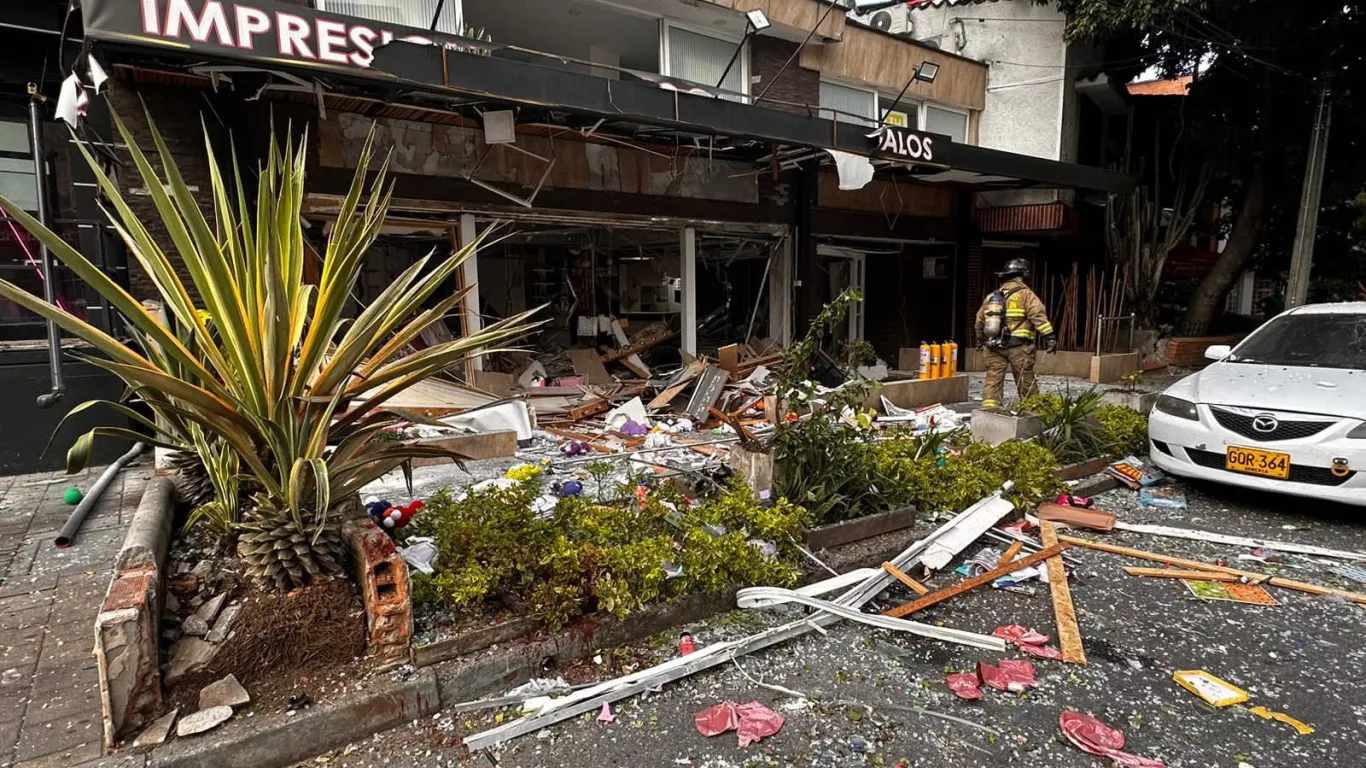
<box><xmin>0</xmin><ymin>108</ymin><xmax>541</xmax><ymax>590</ymax></box>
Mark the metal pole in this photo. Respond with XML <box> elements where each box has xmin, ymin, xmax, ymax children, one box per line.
<box><xmin>56</xmin><ymin>442</ymin><xmax>145</xmax><ymax>547</ymax></box>
<box><xmin>879</xmin><ymin>65</ymin><xmax>923</xmax><ymax>125</ymax></box>
<box><xmin>716</xmin><ymin>25</ymin><xmax>752</xmax><ymax>89</ymax></box>
<box><xmin>1095</xmin><ymin>314</ymin><xmax>1103</xmax><ymax>357</ymax></box>
<box><xmin>1286</xmin><ymin>80</ymin><xmax>1332</xmax><ymax>309</ymax></box>
<box><xmin>28</xmin><ymin>90</ymin><xmax>63</xmax><ymax>408</ymax></box>
<box><xmin>1128</xmin><ymin>313</ymin><xmax>1136</xmax><ymax>353</ymax></box>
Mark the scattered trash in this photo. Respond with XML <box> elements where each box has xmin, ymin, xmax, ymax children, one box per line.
<box><xmin>1332</xmin><ymin>565</ymin><xmax>1366</xmax><ymax>584</ymax></box>
<box><xmin>1172</xmin><ymin>670</ymin><xmax>1249</xmax><ymax>708</ymax></box>
<box><xmin>597</xmin><ymin>702</ymin><xmax>616</xmax><ymax>724</ymax></box>
<box><xmin>979</xmin><ymin>660</ymin><xmax>1037</xmax><ymax>692</ymax></box>
<box><xmin>287</xmin><ymin>693</ymin><xmax>312</xmax><ymax>711</ymax></box>
<box><xmin>1056</xmin><ymin>493</ymin><xmax>1094</xmax><ymax>508</ymax></box>
<box><xmin>62</xmin><ymin>486</ymin><xmax>83</xmax><ymax>505</ymax></box>
<box><xmin>992</xmin><ymin>624</ymin><xmax>1050</xmax><ymax>646</ymax></box>
<box><xmin>1138</xmin><ymin>486</ymin><xmax>1187</xmax><ymax>510</ymax></box>
<box><xmin>1247</xmin><ymin>705</ymin><xmax>1314</xmax><ymax>735</ymax></box>
<box><xmin>398</xmin><ymin>537</ymin><xmax>439</xmax><ymax>575</ymax></box>
<box><xmin>693</xmin><ymin>701</ymin><xmax>784</xmax><ymax>747</ymax></box>
<box><xmin>1060</xmin><ymin>710</ymin><xmax>1167</xmax><ymax>768</ymax></box>
<box><xmin>678</xmin><ymin>633</ymin><xmax>697</xmax><ymax>656</ymax></box>
<box><xmin>1183</xmin><ymin>579</ymin><xmax>1278</xmax><ymax>606</ymax></box>
<box><xmin>946</xmin><ymin>671</ymin><xmax>983</xmax><ymax>700</ymax></box>
<box><xmin>1105</xmin><ymin>457</ymin><xmax>1165</xmax><ymax>489</ymax></box>
<box><xmin>1035</xmin><ymin>501</ymin><xmax>1116</xmax><ymax>531</ymax></box>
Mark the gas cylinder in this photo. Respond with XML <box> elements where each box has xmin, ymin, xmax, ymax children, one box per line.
<box><xmin>982</xmin><ymin>291</ymin><xmax>1006</xmax><ymax>347</ymax></box>
<box><xmin>928</xmin><ymin>342</ymin><xmax>943</xmax><ymax>380</ymax></box>
<box><xmin>919</xmin><ymin>342</ymin><xmax>931</xmax><ymax>379</ymax></box>
<box><xmin>937</xmin><ymin>342</ymin><xmax>951</xmax><ymax>379</ymax></box>
<box><xmin>948</xmin><ymin>340</ymin><xmax>960</xmax><ymax>377</ymax></box>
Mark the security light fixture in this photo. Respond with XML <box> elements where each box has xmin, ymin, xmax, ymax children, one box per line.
<box><xmin>878</xmin><ymin>61</ymin><xmax>941</xmax><ymax>124</ymax></box>
<box><xmin>745</xmin><ymin>10</ymin><xmax>771</xmax><ymax>31</ymax></box>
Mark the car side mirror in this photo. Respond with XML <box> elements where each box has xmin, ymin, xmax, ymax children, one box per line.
<box><xmin>1204</xmin><ymin>344</ymin><xmax>1232</xmax><ymax>361</ymax></box>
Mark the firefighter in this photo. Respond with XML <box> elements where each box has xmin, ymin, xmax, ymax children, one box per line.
<box><xmin>974</xmin><ymin>258</ymin><xmax>1057</xmax><ymax>409</ymax></box>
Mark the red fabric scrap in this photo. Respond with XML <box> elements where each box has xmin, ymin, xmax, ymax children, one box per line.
<box><xmin>993</xmin><ymin>625</ymin><xmax>1062</xmax><ymax>659</ymax></box>
<box><xmin>946</xmin><ymin>672</ymin><xmax>983</xmax><ymax>700</ymax></box>
<box><xmin>1060</xmin><ymin>711</ymin><xmax>1168</xmax><ymax>768</ymax></box>
<box><xmin>1016</xmin><ymin>642</ymin><xmax>1064</xmax><ymax>660</ymax></box>
<box><xmin>979</xmin><ymin>660</ymin><xmax>1037</xmax><ymax>692</ymax></box>
<box><xmin>694</xmin><ymin>701</ymin><xmax>784</xmax><ymax>747</ymax></box>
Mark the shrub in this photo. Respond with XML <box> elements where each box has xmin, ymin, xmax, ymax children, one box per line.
<box><xmin>406</xmin><ymin>478</ymin><xmax>809</xmax><ymax>628</ymax></box>
<box><xmin>873</xmin><ymin>437</ymin><xmax>1064</xmax><ymax>514</ymax></box>
<box><xmin>1096</xmin><ymin>405</ymin><xmax>1150</xmax><ymax>457</ymax></box>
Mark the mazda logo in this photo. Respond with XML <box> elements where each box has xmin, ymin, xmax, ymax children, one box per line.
<box><xmin>1252</xmin><ymin>415</ymin><xmax>1280</xmax><ymax>433</ymax></box>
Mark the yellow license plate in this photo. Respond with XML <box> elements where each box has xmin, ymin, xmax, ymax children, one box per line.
<box><xmin>1225</xmin><ymin>447</ymin><xmax>1291</xmax><ymax>479</ymax></box>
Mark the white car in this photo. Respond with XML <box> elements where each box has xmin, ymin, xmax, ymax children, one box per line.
<box><xmin>1149</xmin><ymin>302</ymin><xmax>1366</xmax><ymax>506</ymax></box>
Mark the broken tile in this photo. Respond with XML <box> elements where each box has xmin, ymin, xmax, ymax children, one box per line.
<box><xmin>165</xmin><ymin>637</ymin><xmax>219</xmax><ymax>683</ymax></box>
<box><xmin>175</xmin><ymin>705</ymin><xmax>233</xmax><ymax>737</ymax></box>
<box><xmin>194</xmin><ymin>593</ymin><xmax>227</xmax><ymax>624</ymax></box>
<box><xmin>133</xmin><ymin>708</ymin><xmax>178</xmax><ymax>749</ymax></box>
<box><xmin>198</xmin><ymin>674</ymin><xmax>250</xmax><ymax>710</ymax></box>
<box><xmin>206</xmin><ymin>602</ymin><xmax>242</xmax><ymax>643</ymax></box>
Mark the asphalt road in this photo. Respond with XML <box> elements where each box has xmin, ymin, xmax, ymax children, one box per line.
<box><xmin>308</xmin><ymin>478</ymin><xmax>1366</xmax><ymax>768</ymax></box>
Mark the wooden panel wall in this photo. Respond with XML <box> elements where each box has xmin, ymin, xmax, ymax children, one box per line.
<box><xmin>318</xmin><ymin>113</ymin><xmax>759</xmax><ymax>204</ymax></box>
<box><xmin>817</xmin><ymin>171</ymin><xmax>955</xmax><ymax>218</ymax></box>
<box><xmin>800</xmin><ymin>26</ymin><xmax>988</xmax><ymax>111</ymax></box>
<box><xmin>707</xmin><ymin>0</ymin><xmax>845</xmax><ymax>40</ymax></box>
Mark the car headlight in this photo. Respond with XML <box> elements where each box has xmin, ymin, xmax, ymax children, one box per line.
<box><xmin>1348</xmin><ymin>422</ymin><xmax>1366</xmax><ymax>439</ymax></box>
<box><xmin>1155</xmin><ymin>395</ymin><xmax>1199</xmax><ymax>421</ymax></box>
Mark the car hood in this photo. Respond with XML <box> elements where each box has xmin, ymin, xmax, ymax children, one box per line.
<box><xmin>1169</xmin><ymin>363</ymin><xmax>1366</xmax><ymax>420</ymax></box>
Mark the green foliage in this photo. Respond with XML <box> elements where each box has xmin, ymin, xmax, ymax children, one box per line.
<box><xmin>406</xmin><ymin>478</ymin><xmax>809</xmax><ymax>628</ymax></box>
<box><xmin>1020</xmin><ymin>389</ymin><xmax>1108</xmax><ymax>464</ymax></box>
<box><xmin>1096</xmin><ymin>405</ymin><xmax>1151</xmax><ymax>457</ymax></box>
<box><xmin>872</xmin><ymin>437</ymin><xmax>1064</xmax><ymax>514</ymax></box>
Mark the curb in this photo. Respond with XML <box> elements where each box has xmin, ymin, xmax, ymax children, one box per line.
<box><xmin>146</xmin><ymin>668</ymin><xmax>440</xmax><ymax>768</ymax></box>
<box><xmin>1070</xmin><ymin>475</ymin><xmax>1121</xmax><ymax>497</ymax></box>
<box><xmin>117</xmin><ymin>477</ymin><xmax>177</xmax><ymax>571</ymax></box>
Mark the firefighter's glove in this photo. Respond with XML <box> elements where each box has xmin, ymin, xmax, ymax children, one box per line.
<box><xmin>1043</xmin><ymin>334</ymin><xmax>1059</xmax><ymax>354</ymax></box>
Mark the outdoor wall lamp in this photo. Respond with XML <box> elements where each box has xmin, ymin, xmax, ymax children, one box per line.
<box><xmin>879</xmin><ymin>60</ymin><xmax>940</xmax><ymax>124</ymax></box>
<box><xmin>717</xmin><ymin>10</ymin><xmax>771</xmax><ymax>88</ymax></box>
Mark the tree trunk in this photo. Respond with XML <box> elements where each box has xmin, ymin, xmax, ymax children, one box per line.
<box><xmin>1182</xmin><ymin>168</ymin><xmax>1267</xmax><ymax>332</ymax></box>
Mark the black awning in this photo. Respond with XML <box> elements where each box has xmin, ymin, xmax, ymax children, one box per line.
<box><xmin>79</xmin><ymin>0</ymin><xmax>1133</xmax><ymax>193</ymax></box>
<box><xmin>371</xmin><ymin>42</ymin><xmax>1134</xmax><ymax>194</ymax></box>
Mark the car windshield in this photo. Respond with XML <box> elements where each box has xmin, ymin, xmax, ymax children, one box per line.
<box><xmin>1229</xmin><ymin>312</ymin><xmax>1366</xmax><ymax>370</ymax></box>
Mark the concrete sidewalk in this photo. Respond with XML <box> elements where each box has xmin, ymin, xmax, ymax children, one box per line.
<box><xmin>0</xmin><ymin>465</ymin><xmax>150</xmax><ymax>767</ymax></box>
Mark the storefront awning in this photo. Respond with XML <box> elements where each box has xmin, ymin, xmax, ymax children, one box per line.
<box><xmin>81</xmin><ymin>0</ymin><xmax>1134</xmax><ymax>194</ymax></box>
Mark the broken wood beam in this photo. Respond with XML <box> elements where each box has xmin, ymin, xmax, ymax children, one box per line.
<box><xmin>1034</xmin><ymin>502</ymin><xmax>1117</xmax><ymax>532</ymax></box>
<box><xmin>718</xmin><ymin>343</ymin><xmax>741</xmax><ymax>375</ymax></box>
<box><xmin>1040</xmin><ymin>522</ymin><xmax>1085</xmax><ymax>665</ymax></box>
<box><xmin>603</xmin><ymin>329</ymin><xmax>677</xmax><ymax>362</ymax></box>
<box><xmin>1123</xmin><ymin>567</ymin><xmax>1239</xmax><ymax>582</ymax></box>
<box><xmin>998</xmin><ymin>541</ymin><xmax>1024</xmax><ymax>567</ymax></box>
<box><xmin>1057</xmin><ymin>535</ymin><xmax>1270</xmax><ymax>583</ymax></box>
<box><xmin>1267</xmin><ymin>576</ymin><xmax>1366</xmax><ymax>605</ymax></box>
<box><xmin>883</xmin><ymin>543</ymin><xmax>1067</xmax><ymax>618</ymax></box>
<box><xmin>882</xmin><ymin>562</ymin><xmax>930</xmax><ymax>595</ymax></box>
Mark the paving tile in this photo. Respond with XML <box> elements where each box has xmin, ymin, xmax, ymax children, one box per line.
<box><xmin>0</xmin><ymin>686</ymin><xmax>33</xmax><ymax>724</ymax></box>
<box><xmin>0</xmin><ymin>575</ymin><xmax>60</xmax><ymax>600</ymax></box>
<box><xmin>36</xmin><ymin>636</ymin><xmax>95</xmax><ymax>672</ymax></box>
<box><xmin>0</xmin><ymin>591</ymin><xmax>55</xmax><ymax>614</ymax></box>
<box><xmin>14</xmin><ymin>720</ymin><xmax>102</xmax><ymax>763</ymax></box>
<box><xmin>23</xmin><ymin>686</ymin><xmax>103</xmax><ymax>727</ymax></box>
<box><xmin>0</xmin><ymin>605</ymin><xmax>52</xmax><ymax>632</ymax></box>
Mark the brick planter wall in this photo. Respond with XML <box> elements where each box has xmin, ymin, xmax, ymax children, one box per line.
<box><xmin>343</xmin><ymin>519</ymin><xmax>414</xmax><ymax>668</ymax></box>
<box><xmin>1166</xmin><ymin>335</ymin><xmax>1245</xmax><ymax>367</ymax></box>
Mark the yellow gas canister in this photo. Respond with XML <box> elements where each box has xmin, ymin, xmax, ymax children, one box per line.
<box><xmin>928</xmin><ymin>342</ymin><xmax>943</xmax><ymax>380</ymax></box>
<box><xmin>919</xmin><ymin>342</ymin><xmax>932</xmax><ymax>379</ymax></box>
<box><xmin>937</xmin><ymin>342</ymin><xmax>952</xmax><ymax>379</ymax></box>
<box><xmin>948</xmin><ymin>340</ymin><xmax>960</xmax><ymax>377</ymax></box>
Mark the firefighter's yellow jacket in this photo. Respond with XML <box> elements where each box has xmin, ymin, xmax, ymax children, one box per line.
<box><xmin>974</xmin><ymin>280</ymin><xmax>1055</xmax><ymax>345</ymax></box>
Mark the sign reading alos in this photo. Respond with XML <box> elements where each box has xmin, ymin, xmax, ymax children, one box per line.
<box><xmin>873</xmin><ymin>125</ymin><xmax>939</xmax><ymax>163</ymax></box>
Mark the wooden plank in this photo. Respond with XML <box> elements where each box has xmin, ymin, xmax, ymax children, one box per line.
<box><xmin>604</xmin><ymin>329</ymin><xmax>677</xmax><ymax>362</ymax></box>
<box><xmin>1035</xmin><ymin>502</ymin><xmax>1117</xmax><ymax>532</ymax></box>
<box><xmin>718</xmin><ymin>343</ymin><xmax>741</xmax><ymax>375</ymax></box>
<box><xmin>565</xmin><ymin>397</ymin><xmax>611</xmax><ymax>421</ymax></box>
<box><xmin>684</xmin><ymin>366</ymin><xmax>730</xmax><ymax>420</ymax></box>
<box><xmin>606</xmin><ymin>319</ymin><xmax>653</xmax><ymax>377</ymax></box>
<box><xmin>883</xmin><ymin>544</ymin><xmax>1067</xmax><ymax>619</ymax></box>
<box><xmin>998</xmin><ymin>541</ymin><xmax>1024</xmax><ymax>567</ymax></box>
<box><xmin>648</xmin><ymin>361</ymin><xmax>708</xmax><ymax>410</ymax></box>
<box><xmin>472</xmin><ymin>371</ymin><xmax>519</xmax><ymax>396</ymax></box>
<box><xmin>408</xmin><ymin>430</ymin><xmax>519</xmax><ymax>466</ymax></box>
<box><xmin>1124</xmin><ymin>567</ymin><xmax>1240</xmax><ymax>582</ymax></box>
<box><xmin>1057</xmin><ymin>535</ymin><xmax>1270</xmax><ymax>583</ymax></box>
<box><xmin>566</xmin><ymin>348</ymin><xmax>614</xmax><ymax>385</ymax></box>
<box><xmin>1040</xmin><ymin>522</ymin><xmax>1086</xmax><ymax>665</ymax></box>
<box><xmin>882</xmin><ymin>562</ymin><xmax>930</xmax><ymax>596</ymax></box>
<box><xmin>1267</xmin><ymin>576</ymin><xmax>1366</xmax><ymax>605</ymax></box>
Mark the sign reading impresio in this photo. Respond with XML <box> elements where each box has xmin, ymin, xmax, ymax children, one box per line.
<box><xmin>89</xmin><ymin>0</ymin><xmax>489</xmax><ymax>69</ymax></box>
